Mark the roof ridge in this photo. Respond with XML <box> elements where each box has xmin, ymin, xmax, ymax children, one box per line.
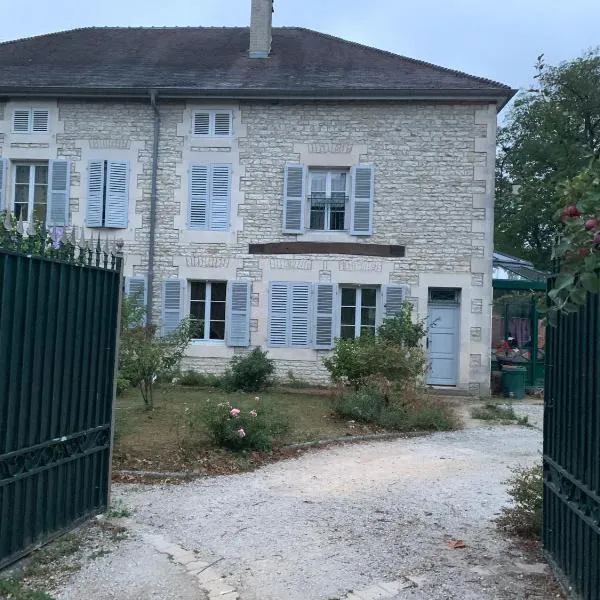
<box><xmin>287</xmin><ymin>27</ymin><xmax>513</xmax><ymax>90</ymax></box>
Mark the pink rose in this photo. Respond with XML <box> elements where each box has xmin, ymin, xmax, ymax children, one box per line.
<box><xmin>237</xmin><ymin>428</ymin><xmax>246</xmax><ymax>438</ymax></box>
<box><xmin>230</xmin><ymin>408</ymin><xmax>241</xmax><ymax>417</ymax></box>
<box><xmin>249</xmin><ymin>410</ymin><xmax>257</xmax><ymax>417</ymax></box>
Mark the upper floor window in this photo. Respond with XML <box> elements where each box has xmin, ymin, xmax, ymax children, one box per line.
<box><xmin>188</xmin><ymin>163</ymin><xmax>232</xmax><ymax>231</ymax></box>
<box><xmin>86</xmin><ymin>160</ymin><xmax>129</xmax><ymax>229</ymax></box>
<box><xmin>12</xmin><ymin>109</ymin><xmax>50</xmax><ymax>134</ymax></box>
<box><xmin>14</xmin><ymin>163</ymin><xmax>48</xmax><ymax>223</ymax></box>
<box><xmin>192</xmin><ymin>110</ymin><xmax>233</xmax><ymax>137</ymax></box>
<box><xmin>308</xmin><ymin>169</ymin><xmax>349</xmax><ymax>231</ymax></box>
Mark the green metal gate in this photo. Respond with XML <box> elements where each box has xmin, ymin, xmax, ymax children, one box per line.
<box><xmin>0</xmin><ymin>239</ymin><xmax>122</xmax><ymax>569</ymax></box>
<box><xmin>543</xmin><ymin>283</ymin><xmax>600</xmax><ymax>600</ymax></box>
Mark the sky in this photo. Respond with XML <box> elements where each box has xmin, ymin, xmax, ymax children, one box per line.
<box><xmin>1</xmin><ymin>0</ymin><xmax>599</xmax><ymax>114</ymax></box>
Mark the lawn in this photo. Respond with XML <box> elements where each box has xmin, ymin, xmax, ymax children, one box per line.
<box><xmin>113</xmin><ymin>384</ymin><xmax>381</xmax><ymax>473</ymax></box>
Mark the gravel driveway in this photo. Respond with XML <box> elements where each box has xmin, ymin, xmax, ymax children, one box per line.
<box><xmin>56</xmin><ymin>421</ymin><xmax>556</xmax><ymax>600</ymax></box>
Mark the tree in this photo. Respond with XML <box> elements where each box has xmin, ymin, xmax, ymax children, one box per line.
<box><xmin>118</xmin><ymin>294</ymin><xmax>192</xmax><ymax>409</ymax></box>
<box><xmin>495</xmin><ymin>50</ymin><xmax>600</xmax><ymax>269</ymax></box>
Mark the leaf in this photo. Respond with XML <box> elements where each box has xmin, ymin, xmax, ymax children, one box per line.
<box><xmin>555</xmin><ymin>273</ymin><xmax>575</xmax><ymax>291</ymax></box>
<box><xmin>580</xmin><ymin>272</ymin><xmax>600</xmax><ymax>293</ymax></box>
<box><xmin>563</xmin><ymin>302</ymin><xmax>580</xmax><ymax>313</ymax></box>
<box><xmin>570</xmin><ymin>287</ymin><xmax>587</xmax><ymax>305</ymax></box>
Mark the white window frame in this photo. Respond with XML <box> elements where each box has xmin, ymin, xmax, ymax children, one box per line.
<box><xmin>189</xmin><ymin>280</ymin><xmax>228</xmax><ymax>344</ymax></box>
<box><xmin>12</xmin><ymin>162</ymin><xmax>49</xmax><ymax>224</ymax></box>
<box><xmin>307</xmin><ymin>168</ymin><xmax>350</xmax><ymax>232</ymax></box>
<box><xmin>339</xmin><ymin>285</ymin><xmax>380</xmax><ymax>339</ymax></box>
<box><xmin>192</xmin><ymin>110</ymin><xmax>233</xmax><ymax>137</ymax></box>
<box><xmin>11</xmin><ymin>108</ymin><xmax>50</xmax><ymax>134</ymax></box>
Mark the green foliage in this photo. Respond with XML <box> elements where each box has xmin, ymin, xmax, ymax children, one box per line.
<box><xmin>495</xmin><ymin>51</ymin><xmax>600</xmax><ymax>269</ymax></box>
<box><xmin>178</xmin><ymin>370</ymin><xmax>223</xmax><ymax>387</ymax></box>
<box><xmin>496</xmin><ymin>463</ymin><xmax>543</xmax><ymax>539</ymax></box>
<box><xmin>471</xmin><ymin>403</ymin><xmax>529</xmax><ymax>425</ymax></box>
<box><xmin>194</xmin><ymin>399</ymin><xmax>289</xmax><ymax>451</ymax></box>
<box><xmin>116</xmin><ymin>374</ymin><xmax>131</xmax><ymax>396</ymax></box>
<box><xmin>282</xmin><ymin>370</ymin><xmax>311</xmax><ymax>389</ymax></box>
<box><xmin>377</xmin><ymin>304</ymin><xmax>427</xmax><ymax>348</ymax></box>
<box><xmin>334</xmin><ymin>385</ymin><xmax>386</xmax><ymax>422</ymax></box>
<box><xmin>0</xmin><ymin>579</ymin><xmax>54</xmax><ymax>600</ymax></box>
<box><xmin>222</xmin><ymin>347</ymin><xmax>275</xmax><ymax>392</ymax></box>
<box><xmin>118</xmin><ymin>294</ymin><xmax>192</xmax><ymax>409</ymax></box>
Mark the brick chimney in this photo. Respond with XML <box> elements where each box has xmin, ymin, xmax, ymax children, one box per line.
<box><xmin>249</xmin><ymin>0</ymin><xmax>273</xmax><ymax>58</ymax></box>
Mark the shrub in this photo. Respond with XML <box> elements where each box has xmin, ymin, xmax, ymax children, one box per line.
<box><xmin>334</xmin><ymin>385</ymin><xmax>386</xmax><ymax>422</ymax></box>
<box><xmin>116</xmin><ymin>374</ymin><xmax>131</xmax><ymax>396</ymax></box>
<box><xmin>378</xmin><ymin>304</ymin><xmax>427</xmax><ymax>348</ymax></box>
<box><xmin>197</xmin><ymin>399</ymin><xmax>289</xmax><ymax>451</ymax></box>
<box><xmin>496</xmin><ymin>463</ymin><xmax>543</xmax><ymax>539</ymax></box>
<box><xmin>179</xmin><ymin>370</ymin><xmax>223</xmax><ymax>388</ymax></box>
<box><xmin>222</xmin><ymin>347</ymin><xmax>275</xmax><ymax>392</ymax></box>
<box><xmin>471</xmin><ymin>403</ymin><xmax>529</xmax><ymax>425</ymax></box>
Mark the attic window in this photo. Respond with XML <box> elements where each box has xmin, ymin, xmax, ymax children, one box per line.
<box><xmin>12</xmin><ymin>108</ymin><xmax>50</xmax><ymax>134</ymax></box>
<box><xmin>192</xmin><ymin>111</ymin><xmax>232</xmax><ymax>137</ymax></box>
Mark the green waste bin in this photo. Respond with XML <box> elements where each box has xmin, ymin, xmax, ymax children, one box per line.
<box><xmin>502</xmin><ymin>365</ymin><xmax>526</xmax><ymax>400</ymax></box>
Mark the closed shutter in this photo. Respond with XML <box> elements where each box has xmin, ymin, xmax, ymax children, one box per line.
<box><xmin>209</xmin><ymin>164</ymin><xmax>231</xmax><ymax>231</ymax></box>
<box><xmin>290</xmin><ymin>283</ymin><xmax>311</xmax><ymax>348</ymax></box>
<box><xmin>268</xmin><ymin>282</ymin><xmax>289</xmax><ymax>347</ymax></box>
<box><xmin>193</xmin><ymin>112</ymin><xmax>210</xmax><ymax>135</ymax></box>
<box><xmin>226</xmin><ymin>280</ymin><xmax>251</xmax><ymax>347</ymax></box>
<box><xmin>125</xmin><ymin>276</ymin><xmax>148</xmax><ymax>326</ymax></box>
<box><xmin>189</xmin><ymin>164</ymin><xmax>209</xmax><ymax>229</ymax></box>
<box><xmin>214</xmin><ymin>112</ymin><xmax>232</xmax><ymax>136</ymax></box>
<box><xmin>282</xmin><ymin>164</ymin><xmax>306</xmax><ymax>233</ymax></box>
<box><xmin>162</xmin><ymin>279</ymin><xmax>185</xmax><ymax>336</ymax></box>
<box><xmin>12</xmin><ymin>110</ymin><xmax>30</xmax><ymax>133</ymax></box>
<box><xmin>350</xmin><ymin>165</ymin><xmax>374</xmax><ymax>235</ymax></box>
<box><xmin>104</xmin><ymin>161</ymin><xmax>129</xmax><ymax>228</ymax></box>
<box><xmin>314</xmin><ymin>283</ymin><xmax>335</xmax><ymax>349</ymax></box>
<box><xmin>383</xmin><ymin>285</ymin><xmax>406</xmax><ymax>319</ymax></box>
<box><xmin>47</xmin><ymin>160</ymin><xmax>70</xmax><ymax>227</ymax></box>
<box><xmin>86</xmin><ymin>160</ymin><xmax>104</xmax><ymax>227</ymax></box>
<box><xmin>0</xmin><ymin>158</ymin><xmax>7</xmax><ymax>211</ymax></box>
<box><xmin>32</xmin><ymin>109</ymin><xmax>49</xmax><ymax>133</ymax></box>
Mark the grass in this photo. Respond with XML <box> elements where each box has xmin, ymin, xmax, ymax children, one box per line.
<box><xmin>471</xmin><ymin>403</ymin><xmax>529</xmax><ymax>425</ymax></box>
<box><xmin>0</xmin><ymin>579</ymin><xmax>54</xmax><ymax>600</ymax></box>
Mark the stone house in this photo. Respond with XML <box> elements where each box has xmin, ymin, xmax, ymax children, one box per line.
<box><xmin>0</xmin><ymin>0</ymin><xmax>514</xmax><ymax>393</ymax></box>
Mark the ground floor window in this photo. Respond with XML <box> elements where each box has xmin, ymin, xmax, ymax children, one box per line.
<box><xmin>13</xmin><ymin>163</ymin><xmax>48</xmax><ymax>223</ymax></box>
<box><xmin>340</xmin><ymin>286</ymin><xmax>378</xmax><ymax>339</ymax></box>
<box><xmin>189</xmin><ymin>281</ymin><xmax>227</xmax><ymax>341</ymax></box>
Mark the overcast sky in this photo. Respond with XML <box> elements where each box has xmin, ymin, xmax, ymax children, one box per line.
<box><xmin>2</xmin><ymin>0</ymin><xmax>598</xmax><ymax>108</ymax></box>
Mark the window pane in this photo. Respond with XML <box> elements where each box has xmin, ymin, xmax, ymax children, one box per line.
<box><xmin>360</xmin><ymin>325</ymin><xmax>376</xmax><ymax>337</ymax></box>
<box><xmin>190</xmin><ymin>301</ymin><xmax>205</xmax><ymax>320</ymax></box>
<box><xmin>190</xmin><ymin>282</ymin><xmax>206</xmax><ymax>301</ymax></box>
<box><xmin>210</xmin><ymin>321</ymin><xmax>225</xmax><ymax>340</ymax></box>
<box><xmin>190</xmin><ymin>318</ymin><xmax>204</xmax><ymax>339</ymax></box>
<box><xmin>341</xmin><ymin>325</ymin><xmax>356</xmax><ymax>339</ymax></box>
<box><xmin>211</xmin><ymin>301</ymin><xmax>226</xmax><ymax>321</ymax></box>
<box><xmin>34</xmin><ymin>184</ymin><xmax>47</xmax><ymax>206</ymax></box>
<box><xmin>211</xmin><ymin>282</ymin><xmax>227</xmax><ymax>302</ymax></box>
<box><xmin>34</xmin><ymin>166</ymin><xmax>48</xmax><ymax>185</ymax></box>
<box><xmin>361</xmin><ymin>288</ymin><xmax>377</xmax><ymax>306</ymax></box>
<box><xmin>329</xmin><ymin>207</ymin><xmax>345</xmax><ymax>230</ymax></box>
<box><xmin>310</xmin><ymin>173</ymin><xmax>326</xmax><ymax>195</ymax></box>
<box><xmin>310</xmin><ymin>207</ymin><xmax>325</xmax><ymax>230</ymax></box>
<box><xmin>32</xmin><ymin>202</ymin><xmax>47</xmax><ymax>224</ymax></box>
<box><xmin>15</xmin><ymin>166</ymin><xmax>30</xmax><ymax>184</ymax></box>
<box><xmin>341</xmin><ymin>287</ymin><xmax>356</xmax><ymax>306</ymax></box>
<box><xmin>361</xmin><ymin>306</ymin><xmax>376</xmax><ymax>327</ymax></box>
<box><xmin>341</xmin><ymin>306</ymin><xmax>355</xmax><ymax>326</ymax></box>
<box><xmin>14</xmin><ymin>202</ymin><xmax>28</xmax><ymax>222</ymax></box>
<box><xmin>14</xmin><ymin>184</ymin><xmax>29</xmax><ymax>206</ymax></box>
<box><xmin>330</xmin><ymin>172</ymin><xmax>347</xmax><ymax>192</ymax></box>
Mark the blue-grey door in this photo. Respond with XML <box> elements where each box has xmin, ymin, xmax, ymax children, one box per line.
<box><xmin>427</xmin><ymin>304</ymin><xmax>459</xmax><ymax>385</ymax></box>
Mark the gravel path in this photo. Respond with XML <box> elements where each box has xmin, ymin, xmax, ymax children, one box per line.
<box><xmin>58</xmin><ymin>423</ymin><xmax>556</xmax><ymax>600</ymax></box>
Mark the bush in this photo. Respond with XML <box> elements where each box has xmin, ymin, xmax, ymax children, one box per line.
<box><xmin>197</xmin><ymin>399</ymin><xmax>289</xmax><ymax>451</ymax></box>
<box><xmin>334</xmin><ymin>385</ymin><xmax>386</xmax><ymax>422</ymax></box>
<box><xmin>116</xmin><ymin>374</ymin><xmax>131</xmax><ymax>396</ymax></box>
<box><xmin>179</xmin><ymin>370</ymin><xmax>223</xmax><ymax>387</ymax></box>
<box><xmin>378</xmin><ymin>304</ymin><xmax>427</xmax><ymax>348</ymax></box>
<box><xmin>496</xmin><ymin>463</ymin><xmax>543</xmax><ymax>539</ymax></box>
<box><xmin>222</xmin><ymin>347</ymin><xmax>275</xmax><ymax>392</ymax></box>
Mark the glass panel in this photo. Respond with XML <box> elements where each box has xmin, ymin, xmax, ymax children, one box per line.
<box><xmin>32</xmin><ymin>202</ymin><xmax>47</xmax><ymax>224</ymax></box>
<box><xmin>330</xmin><ymin>172</ymin><xmax>347</xmax><ymax>193</ymax></box>
<box><xmin>34</xmin><ymin>185</ymin><xmax>47</xmax><ymax>206</ymax></box>
<box><xmin>14</xmin><ymin>202</ymin><xmax>28</xmax><ymax>222</ymax></box>
<box><xmin>360</xmin><ymin>325</ymin><xmax>376</xmax><ymax>337</ymax></box>
<box><xmin>14</xmin><ymin>184</ymin><xmax>29</xmax><ymax>206</ymax></box>
<box><xmin>190</xmin><ymin>281</ymin><xmax>206</xmax><ymax>301</ymax></box>
<box><xmin>329</xmin><ymin>206</ymin><xmax>345</xmax><ymax>230</ymax></box>
<box><xmin>190</xmin><ymin>301</ymin><xmax>205</xmax><ymax>320</ymax></box>
<box><xmin>15</xmin><ymin>165</ymin><xmax>30</xmax><ymax>184</ymax></box>
<box><xmin>190</xmin><ymin>318</ymin><xmax>204</xmax><ymax>339</ymax></box>
<box><xmin>310</xmin><ymin>173</ymin><xmax>326</xmax><ymax>196</ymax></box>
<box><xmin>361</xmin><ymin>288</ymin><xmax>377</xmax><ymax>306</ymax></box>
<box><xmin>341</xmin><ymin>306</ymin><xmax>356</xmax><ymax>326</ymax></box>
<box><xmin>210</xmin><ymin>320</ymin><xmax>225</xmax><ymax>340</ymax></box>
<box><xmin>34</xmin><ymin>166</ymin><xmax>48</xmax><ymax>185</ymax></box>
<box><xmin>211</xmin><ymin>301</ymin><xmax>226</xmax><ymax>320</ymax></box>
<box><xmin>211</xmin><ymin>282</ymin><xmax>227</xmax><ymax>302</ymax></box>
<box><xmin>310</xmin><ymin>207</ymin><xmax>325</xmax><ymax>230</ymax></box>
<box><xmin>429</xmin><ymin>288</ymin><xmax>458</xmax><ymax>303</ymax></box>
<box><xmin>341</xmin><ymin>287</ymin><xmax>356</xmax><ymax>306</ymax></box>
<box><xmin>361</xmin><ymin>306</ymin><xmax>376</xmax><ymax>327</ymax></box>
<box><xmin>341</xmin><ymin>325</ymin><xmax>355</xmax><ymax>339</ymax></box>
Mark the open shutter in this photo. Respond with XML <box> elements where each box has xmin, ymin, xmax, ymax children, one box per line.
<box><xmin>104</xmin><ymin>161</ymin><xmax>128</xmax><ymax>228</ymax></box>
<box><xmin>214</xmin><ymin>112</ymin><xmax>232</xmax><ymax>136</ymax></box>
<box><xmin>125</xmin><ymin>276</ymin><xmax>148</xmax><ymax>326</ymax></box>
<box><xmin>283</xmin><ymin>164</ymin><xmax>306</xmax><ymax>233</ymax></box>
<box><xmin>350</xmin><ymin>165</ymin><xmax>374</xmax><ymax>235</ymax></box>
<box><xmin>290</xmin><ymin>282</ymin><xmax>311</xmax><ymax>348</ymax></box>
<box><xmin>193</xmin><ymin>112</ymin><xmax>210</xmax><ymax>136</ymax></box>
<box><xmin>314</xmin><ymin>283</ymin><xmax>335</xmax><ymax>349</ymax></box>
<box><xmin>268</xmin><ymin>282</ymin><xmax>289</xmax><ymax>347</ymax></box>
<box><xmin>189</xmin><ymin>164</ymin><xmax>209</xmax><ymax>230</ymax></box>
<box><xmin>86</xmin><ymin>160</ymin><xmax>104</xmax><ymax>227</ymax></box>
<box><xmin>47</xmin><ymin>159</ymin><xmax>70</xmax><ymax>227</ymax></box>
<box><xmin>12</xmin><ymin>110</ymin><xmax>30</xmax><ymax>133</ymax></box>
<box><xmin>226</xmin><ymin>281</ymin><xmax>251</xmax><ymax>347</ymax></box>
<box><xmin>162</xmin><ymin>279</ymin><xmax>185</xmax><ymax>336</ymax></box>
<box><xmin>383</xmin><ymin>285</ymin><xmax>406</xmax><ymax>319</ymax></box>
<box><xmin>210</xmin><ymin>164</ymin><xmax>231</xmax><ymax>231</ymax></box>
<box><xmin>0</xmin><ymin>158</ymin><xmax>7</xmax><ymax>211</ymax></box>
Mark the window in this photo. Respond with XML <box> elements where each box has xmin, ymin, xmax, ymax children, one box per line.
<box><xmin>340</xmin><ymin>286</ymin><xmax>378</xmax><ymax>339</ymax></box>
<box><xmin>87</xmin><ymin>160</ymin><xmax>129</xmax><ymax>228</ymax></box>
<box><xmin>189</xmin><ymin>281</ymin><xmax>227</xmax><ymax>341</ymax></box>
<box><xmin>192</xmin><ymin>111</ymin><xmax>233</xmax><ymax>137</ymax></box>
<box><xmin>12</xmin><ymin>109</ymin><xmax>49</xmax><ymax>134</ymax></box>
<box><xmin>13</xmin><ymin>163</ymin><xmax>48</xmax><ymax>223</ymax></box>
<box><xmin>189</xmin><ymin>164</ymin><xmax>231</xmax><ymax>231</ymax></box>
<box><xmin>308</xmin><ymin>169</ymin><xmax>349</xmax><ymax>231</ymax></box>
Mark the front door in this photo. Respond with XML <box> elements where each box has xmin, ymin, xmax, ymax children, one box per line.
<box><xmin>427</xmin><ymin>304</ymin><xmax>459</xmax><ymax>385</ymax></box>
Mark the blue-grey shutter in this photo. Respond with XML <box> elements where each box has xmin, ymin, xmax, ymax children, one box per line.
<box><xmin>283</xmin><ymin>164</ymin><xmax>306</xmax><ymax>233</ymax></box>
<box><xmin>314</xmin><ymin>283</ymin><xmax>335</xmax><ymax>349</ymax></box>
<box><xmin>104</xmin><ymin>161</ymin><xmax>129</xmax><ymax>228</ymax></box>
<box><xmin>268</xmin><ymin>282</ymin><xmax>289</xmax><ymax>347</ymax></box>
<box><xmin>0</xmin><ymin>158</ymin><xmax>7</xmax><ymax>211</ymax></box>
<box><xmin>383</xmin><ymin>285</ymin><xmax>406</xmax><ymax>319</ymax></box>
<box><xmin>210</xmin><ymin>164</ymin><xmax>231</xmax><ymax>231</ymax></box>
<box><xmin>226</xmin><ymin>280</ymin><xmax>251</xmax><ymax>347</ymax></box>
<box><xmin>86</xmin><ymin>160</ymin><xmax>104</xmax><ymax>227</ymax></box>
<box><xmin>47</xmin><ymin>159</ymin><xmax>70</xmax><ymax>227</ymax></box>
<box><xmin>189</xmin><ymin>164</ymin><xmax>209</xmax><ymax>230</ymax></box>
<box><xmin>290</xmin><ymin>282</ymin><xmax>311</xmax><ymax>348</ymax></box>
<box><xmin>350</xmin><ymin>165</ymin><xmax>374</xmax><ymax>235</ymax></box>
<box><xmin>125</xmin><ymin>276</ymin><xmax>148</xmax><ymax>326</ymax></box>
<box><xmin>162</xmin><ymin>279</ymin><xmax>185</xmax><ymax>336</ymax></box>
